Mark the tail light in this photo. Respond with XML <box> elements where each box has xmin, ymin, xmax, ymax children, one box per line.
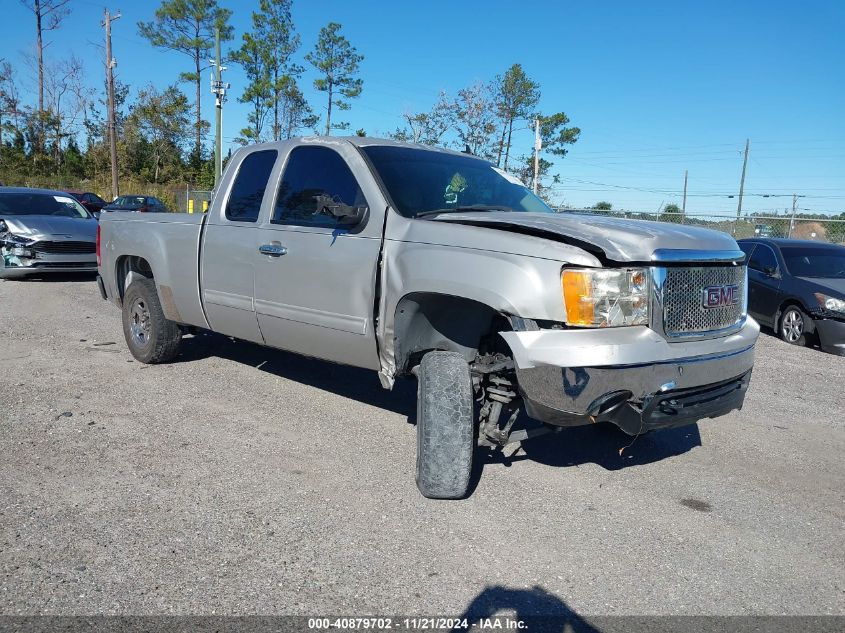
<box><xmin>96</xmin><ymin>224</ymin><xmax>101</xmax><ymax>267</ymax></box>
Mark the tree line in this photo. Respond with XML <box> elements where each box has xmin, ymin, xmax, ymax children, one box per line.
<box><xmin>0</xmin><ymin>0</ymin><xmax>579</xmax><ymax>204</ymax></box>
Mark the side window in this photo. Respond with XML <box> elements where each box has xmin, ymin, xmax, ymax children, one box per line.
<box><xmin>749</xmin><ymin>245</ymin><xmax>777</xmax><ymax>272</ymax></box>
<box><xmin>225</xmin><ymin>150</ymin><xmax>278</xmax><ymax>222</ymax></box>
<box><xmin>273</xmin><ymin>146</ymin><xmax>367</xmax><ymax>228</ymax></box>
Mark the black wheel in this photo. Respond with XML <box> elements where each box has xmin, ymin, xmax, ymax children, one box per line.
<box><xmin>415</xmin><ymin>351</ymin><xmax>474</xmax><ymax>499</ymax></box>
<box><xmin>122</xmin><ymin>278</ymin><xmax>182</xmax><ymax>363</ymax></box>
<box><xmin>779</xmin><ymin>305</ymin><xmax>809</xmax><ymax>347</ymax></box>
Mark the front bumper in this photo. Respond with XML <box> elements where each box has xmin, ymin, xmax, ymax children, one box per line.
<box><xmin>0</xmin><ymin>253</ymin><xmax>97</xmax><ymax>277</ymax></box>
<box><xmin>500</xmin><ymin>319</ymin><xmax>759</xmax><ymax>434</ymax></box>
<box><xmin>815</xmin><ymin>317</ymin><xmax>845</xmax><ymax>356</ymax></box>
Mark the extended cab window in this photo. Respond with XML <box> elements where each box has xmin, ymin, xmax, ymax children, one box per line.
<box><xmin>225</xmin><ymin>150</ymin><xmax>278</xmax><ymax>222</ymax></box>
<box><xmin>749</xmin><ymin>244</ymin><xmax>778</xmax><ymax>273</ymax></box>
<box><xmin>273</xmin><ymin>146</ymin><xmax>367</xmax><ymax>228</ymax></box>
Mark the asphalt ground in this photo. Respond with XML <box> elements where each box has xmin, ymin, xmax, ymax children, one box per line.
<box><xmin>0</xmin><ymin>274</ymin><xmax>843</xmax><ymax>620</ymax></box>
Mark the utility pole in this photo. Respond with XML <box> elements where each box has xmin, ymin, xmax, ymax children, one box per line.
<box><xmin>532</xmin><ymin>118</ymin><xmax>541</xmax><ymax>195</ymax></box>
<box><xmin>735</xmin><ymin>138</ymin><xmax>750</xmax><ymax>233</ymax></box>
<box><xmin>210</xmin><ymin>27</ymin><xmax>229</xmax><ymax>189</ymax></box>
<box><xmin>788</xmin><ymin>193</ymin><xmax>801</xmax><ymax>238</ymax></box>
<box><xmin>103</xmin><ymin>9</ymin><xmax>121</xmax><ymax>200</ymax></box>
<box><xmin>682</xmin><ymin>169</ymin><xmax>688</xmax><ymax>219</ymax></box>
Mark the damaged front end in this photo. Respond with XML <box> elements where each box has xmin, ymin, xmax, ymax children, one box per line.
<box><xmin>0</xmin><ymin>222</ymin><xmax>37</xmax><ymax>270</ymax></box>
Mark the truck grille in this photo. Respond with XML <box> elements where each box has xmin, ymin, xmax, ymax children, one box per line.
<box><xmin>32</xmin><ymin>241</ymin><xmax>96</xmax><ymax>254</ymax></box>
<box><xmin>661</xmin><ymin>265</ymin><xmax>746</xmax><ymax>337</ymax></box>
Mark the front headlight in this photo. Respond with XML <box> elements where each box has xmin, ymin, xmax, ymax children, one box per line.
<box><xmin>2</xmin><ymin>233</ymin><xmax>31</xmax><ymax>246</ymax></box>
<box><xmin>562</xmin><ymin>268</ymin><xmax>650</xmax><ymax>327</ymax></box>
<box><xmin>816</xmin><ymin>293</ymin><xmax>845</xmax><ymax>314</ymax></box>
<box><xmin>1</xmin><ymin>232</ymin><xmax>35</xmax><ymax>259</ymax></box>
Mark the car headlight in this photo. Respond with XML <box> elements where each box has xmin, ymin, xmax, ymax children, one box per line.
<box><xmin>816</xmin><ymin>293</ymin><xmax>845</xmax><ymax>314</ymax></box>
<box><xmin>2</xmin><ymin>233</ymin><xmax>31</xmax><ymax>246</ymax></box>
<box><xmin>1</xmin><ymin>231</ymin><xmax>35</xmax><ymax>258</ymax></box>
<box><xmin>562</xmin><ymin>268</ymin><xmax>650</xmax><ymax>327</ymax></box>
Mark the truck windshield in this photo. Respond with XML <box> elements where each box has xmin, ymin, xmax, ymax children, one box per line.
<box><xmin>361</xmin><ymin>145</ymin><xmax>553</xmax><ymax>218</ymax></box>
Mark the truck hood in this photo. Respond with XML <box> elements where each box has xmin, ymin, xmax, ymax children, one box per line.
<box><xmin>0</xmin><ymin>215</ymin><xmax>98</xmax><ymax>242</ymax></box>
<box><xmin>429</xmin><ymin>211</ymin><xmax>740</xmax><ymax>263</ymax></box>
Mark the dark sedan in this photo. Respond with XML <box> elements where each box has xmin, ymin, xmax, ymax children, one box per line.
<box><xmin>64</xmin><ymin>190</ymin><xmax>108</xmax><ymax>216</ymax></box>
<box><xmin>738</xmin><ymin>238</ymin><xmax>845</xmax><ymax>355</ymax></box>
<box><xmin>102</xmin><ymin>195</ymin><xmax>168</xmax><ymax>213</ymax></box>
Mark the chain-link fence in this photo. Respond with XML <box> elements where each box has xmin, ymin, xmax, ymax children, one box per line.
<box><xmin>554</xmin><ymin>209</ymin><xmax>845</xmax><ymax>245</ymax></box>
<box><xmin>178</xmin><ymin>189</ymin><xmax>213</xmax><ymax>214</ymax></box>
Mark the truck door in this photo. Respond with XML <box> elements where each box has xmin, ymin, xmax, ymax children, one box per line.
<box><xmin>199</xmin><ymin>149</ymin><xmax>279</xmax><ymax>344</ymax></box>
<box><xmin>253</xmin><ymin>144</ymin><xmax>383</xmax><ymax>369</ymax></box>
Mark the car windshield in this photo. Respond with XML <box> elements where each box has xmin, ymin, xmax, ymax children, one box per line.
<box><xmin>361</xmin><ymin>145</ymin><xmax>553</xmax><ymax>218</ymax></box>
<box><xmin>111</xmin><ymin>196</ymin><xmax>145</xmax><ymax>206</ymax></box>
<box><xmin>0</xmin><ymin>192</ymin><xmax>90</xmax><ymax>218</ymax></box>
<box><xmin>781</xmin><ymin>246</ymin><xmax>845</xmax><ymax>279</ymax></box>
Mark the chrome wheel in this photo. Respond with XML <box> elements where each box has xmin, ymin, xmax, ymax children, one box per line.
<box><xmin>781</xmin><ymin>308</ymin><xmax>804</xmax><ymax>343</ymax></box>
<box><xmin>129</xmin><ymin>297</ymin><xmax>152</xmax><ymax>347</ymax></box>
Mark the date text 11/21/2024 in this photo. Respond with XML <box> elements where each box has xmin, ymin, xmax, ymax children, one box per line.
<box><xmin>307</xmin><ymin>617</ymin><xmax>528</xmax><ymax>629</ymax></box>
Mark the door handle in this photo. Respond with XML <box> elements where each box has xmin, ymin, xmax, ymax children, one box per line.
<box><xmin>259</xmin><ymin>244</ymin><xmax>288</xmax><ymax>257</ymax></box>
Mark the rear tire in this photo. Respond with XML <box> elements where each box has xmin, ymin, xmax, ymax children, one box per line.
<box><xmin>415</xmin><ymin>351</ymin><xmax>474</xmax><ymax>499</ymax></box>
<box><xmin>122</xmin><ymin>278</ymin><xmax>182</xmax><ymax>363</ymax></box>
<box><xmin>779</xmin><ymin>305</ymin><xmax>809</xmax><ymax>347</ymax></box>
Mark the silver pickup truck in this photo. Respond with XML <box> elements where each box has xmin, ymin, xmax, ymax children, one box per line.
<box><xmin>98</xmin><ymin>137</ymin><xmax>759</xmax><ymax>499</ymax></box>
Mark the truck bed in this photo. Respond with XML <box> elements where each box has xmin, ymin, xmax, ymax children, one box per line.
<box><xmin>99</xmin><ymin>212</ymin><xmax>208</xmax><ymax>329</ymax></box>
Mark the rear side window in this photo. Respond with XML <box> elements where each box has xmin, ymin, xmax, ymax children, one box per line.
<box><xmin>273</xmin><ymin>146</ymin><xmax>366</xmax><ymax>228</ymax></box>
<box><xmin>225</xmin><ymin>150</ymin><xmax>278</xmax><ymax>222</ymax></box>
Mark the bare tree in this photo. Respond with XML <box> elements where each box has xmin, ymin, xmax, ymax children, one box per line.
<box><xmin>453</xmin><ymin>83</ymin><xmax>497</xmax><ymax>158</ymax></box>
<box><xmin>0</xmin><ymin>60</ymin><xmax>23</xmax><ymax>145</ymax></box>
<box><xmin>44</xmin><ymin>55</ymin><xmax>84</xmax><ymax>167</ymax></box>
<box><xmin>391</xmin><ymin>91</ymin><xmax>455</xmax><ymax>146</ymax></box>
<box><xmin>19</xmin><ymin>0</ymin><xmax>70</xmax><ymax>149</ymax></box>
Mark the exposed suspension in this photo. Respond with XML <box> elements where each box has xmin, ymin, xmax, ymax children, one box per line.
<box><xmin>472</xmin><ymin>353</ymin><xmax>521</xmax><ymax>448</ymax></box>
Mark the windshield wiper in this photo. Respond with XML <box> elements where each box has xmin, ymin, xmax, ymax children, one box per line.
<box><xmin>415</xmin><ymin>205</ymin><xmax>517</xmax><ymax>218</ymax></box>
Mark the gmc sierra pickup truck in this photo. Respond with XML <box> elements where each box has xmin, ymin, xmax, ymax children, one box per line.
<box><xmin>98</xmin><ymin>137</ymin><xmax>759</xmax><ymax>499</ymax></box>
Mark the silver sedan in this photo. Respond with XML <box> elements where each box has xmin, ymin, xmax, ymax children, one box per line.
<box><xmin>0</xmin><ymin>187</ymin><xmax>98</xmax><ymax>278</ymax></box>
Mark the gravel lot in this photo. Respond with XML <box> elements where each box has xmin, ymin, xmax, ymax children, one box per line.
<box><xmin>0</xmin><ymin>275</ymin><xmax>843</xmax><ymax>618</ymax></box>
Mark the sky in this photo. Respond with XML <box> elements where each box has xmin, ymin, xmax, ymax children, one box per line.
<box><xmin>2</xmin><ymin>0</ymin><xmax>843</xmax><ymax>216</ymax></box>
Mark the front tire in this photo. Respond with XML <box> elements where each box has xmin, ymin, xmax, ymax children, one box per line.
<box><xmin>779</xmin><ymin>305</ymin><xmax>809</xmax><ymax>347</ymax></box>
<box><xmin>415</xmin><ymin>351</ymin><xmax>475</xmax><ymax>499</ymax></box>
<box><xmin>122</xmin><ymin>278</ymin><xmax>182</xmax><ymax>363</ymax></box>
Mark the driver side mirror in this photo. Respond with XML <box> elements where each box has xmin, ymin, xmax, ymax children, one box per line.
<box><xmin>763</xmin><ymin>265</ymin><xmax>779</xmax><ymax>277</ymax></box>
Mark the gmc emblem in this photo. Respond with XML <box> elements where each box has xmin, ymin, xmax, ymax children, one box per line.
<box><xmin>702</xmin><ymin>284</ymin><xmax>740</xmax><ymax>308</ymax></box>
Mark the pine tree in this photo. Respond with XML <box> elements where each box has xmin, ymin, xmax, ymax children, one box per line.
<box><xmin>305</xmin><ymin>22</ymin><xmax>363</xmax><ymax>135</ymax></box>
<box><xmin>138</xmin><ymin>0</ymin><xmax>232</xmax><ymax>166</ymax></box>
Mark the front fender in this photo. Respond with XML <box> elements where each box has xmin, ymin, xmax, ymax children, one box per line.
<box><xmin>377</xmin><ymin>239</ymin><xmax>583</xmax><ymax>386</ymax></box>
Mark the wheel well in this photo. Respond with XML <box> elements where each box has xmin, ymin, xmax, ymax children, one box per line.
<box><xmin>115</xmin><ymin>255</ymin><xmax>154</xmax><ymax>304</ymax></box>
<box><xmin>393</xmin><ymin>293</ymin><xmax>510</xmax><ymax>375</ymax></box>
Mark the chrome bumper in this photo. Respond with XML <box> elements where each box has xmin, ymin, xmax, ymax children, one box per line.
<box><xmin>500</xmin><ymin>319</ymin><xmax>759</xmax><ymax>433</ymax></box>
